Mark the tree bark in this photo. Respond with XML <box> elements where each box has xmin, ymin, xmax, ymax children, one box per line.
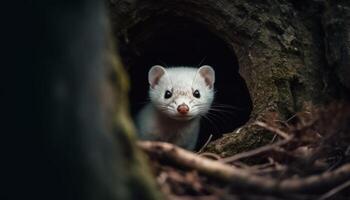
<box><xmin>109</xmin><ymin>0</ymin><xmax>348</xmax><ymax>156</ymax></box>
<box><xmin>323</xmin><ymin>0</ymin><xmax>350</xmax><ymax>91</ymax></box>
<box><xmin>5</xmin><ymin>1</ymin><xmax>161</xmax><ymax>200</ymax></box>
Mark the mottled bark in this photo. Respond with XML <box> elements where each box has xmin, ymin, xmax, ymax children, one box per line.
<box><xmin>109</xmin><ymin>0</ymin><xmax>348</xmax><ymax>156</ymax></box>
<box><xmin>323</xmin><ymin>0</ymin><xmax>350</xmax><ymax>91</ymax></box>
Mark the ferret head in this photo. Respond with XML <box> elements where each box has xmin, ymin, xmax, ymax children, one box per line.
<box><xmin>148</xmin><ymin>65</ymin><xmax>215</xmax><ymax>121</ymax></box>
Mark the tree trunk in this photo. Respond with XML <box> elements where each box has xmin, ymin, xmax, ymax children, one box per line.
<box><xmin>109</xmin><ymin>0</ymin><xmax>349</xmax><ymax>156</ymax></box>
<box><xmin>5</xmin><ymin>1</ymin><xmax>161</xmax><ymax>200</ymax></box>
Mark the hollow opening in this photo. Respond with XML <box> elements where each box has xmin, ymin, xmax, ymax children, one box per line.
<box><xmin>118</xmin><ymin>16</ymin><xmax>252</xmax><ymax>148</ymax></box>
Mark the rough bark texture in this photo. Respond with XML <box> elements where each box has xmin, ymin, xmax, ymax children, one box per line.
<box><xmin>109</xmin><ymin>0</ymin><xmax>349</xmax><ymax>156</ymax></box>
<box><xmin>323</xmin><ymin>0</ymin><xmax>350</xmax><ymax>91</ymax></box>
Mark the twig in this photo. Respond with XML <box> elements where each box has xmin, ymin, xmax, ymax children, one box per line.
<box><xmin>249</xmin><ymin>162</ymin><xmax>275</xmax><ymax>170</ymax></box>
<box><xmin>252</xmin><ymin>166</ymin><xmax>287</xmax><ymax>175</ymax></box>
<box><xmin>270</xmin><ymin>133</ymin><xmax>278</xmax><ymax>143</ymax></box>
<box><xmin>317</xmin><ymin>180</ymin><xmax>350</xmax><ymax>200</ymax></box>
<box><xmin>220</xmin><ymin>138</ymin><xmax>292</xmax><ymax>163</ymax></box>
<box><xmin>286</xmin><ymin>113</ymin><xmax>298</xmax><ymax>122</ymax></box>
<box><xmin>197</xmin><ymin>134</ymin><xmax>213</xmax><ymax>154</ymax></box>
<box><xmin>199</xmin><ymin>152</ymin><xmax>221</xmax><ymax>160</ymax></box>
<box><xmin>138</xmin><ymin>141</ymin><xmax>350</xmax><ymax>194</ymax></box>
<box><xmin>254</xmin><ymin>121</ymin><xmax>292</xmax><ymax>140</ymax></box>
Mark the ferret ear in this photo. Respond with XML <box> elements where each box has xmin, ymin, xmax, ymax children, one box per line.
<box><xmin>148</xmin><ymin>65</ymin><xmax>166</xmax><ymax>88</ymax></box>
<box><xmin>198</xmin><ymin>65</ymin><xmax>215</xmax><ymax>89</ymax></box>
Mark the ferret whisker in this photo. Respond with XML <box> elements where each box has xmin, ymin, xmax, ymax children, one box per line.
<box><xmin>202</xmin><ymin>112</ymin><xmax>230</xmax><ymax>125</ymax></box>
<box><xmin>209</xmin><ymin>108</ymin><xmax>239</xmax><ymax>120</ymax></box>
<box><xmin>209</xmin><ymin>111</ymin><xmax>239</xmax><ymax>124</ymax></box>
<box><xmin>197</xmin><ymin>103</ymin><xmax>240</xmax><ymax>112</ymax></box>
<box><xmin>195</xmin><ymin>105</ymin><xmax>237</xmax><ymax>117</ymax></box>
<box><xmin>196</xmin><ymin>103</ymin><xmax>211</xmax><ymax>106</ymax></box>
<box><xmin>157</xmin><ymin>106</ymin><xmax>172</xmax><ymax>113</ymax></box>
<box><xmin>205</xmin><ymin>105</ymin><xmax>238</xmax><ymax>113</ymax></box>
<box><xmin>208</xmin><ymin>108</ymin><xmax>238</xmax><ymax>116</ymax></box>
<box><xmin>211</xmin><ymin>105</ymin><xmax>242</xmax><ymax>111</ymax></box>
<box><xmin>211</xmin><ymin>103</ymin><xmax>243</xmax><ymax>110</ymax></box>
<box><xmin>194</xmin><ymin>104</ymin><xmax>211</xmax><ymax>109</ymax></box>
<box><xmin>200</xmin><ymin>114</ymin><xmax>220</xmax><ymax>134</ymax></box>
<box><xmin>205</xmin><ymin>111</ymin><xmax>232</xmax><ymax>126</ymax></box>
<box><xmin>211</xmin><ymin>106</ymin><xmax>240</xmax><ymax>111</ymax></box>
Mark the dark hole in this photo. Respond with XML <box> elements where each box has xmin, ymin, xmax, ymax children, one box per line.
<box><xmin>118</xmin><ymin>16</ymin><xmax>252</xmax><ymax>149</ymax></box>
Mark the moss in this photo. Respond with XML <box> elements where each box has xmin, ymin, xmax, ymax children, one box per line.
<box><xmin>205</xmin><ymin>124</ymin><xmax>273</xmax><ymax>157</ymax></box>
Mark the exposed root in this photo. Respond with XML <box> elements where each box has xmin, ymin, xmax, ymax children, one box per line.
<box><xmin>138</xmin><ymin>141</ymin><xmax>350</xmax><ymax>194</ymax></box>
<box><xmin>139</xmin><ymin>103</ymin><xmax>350</xmax><ymax>199</ymax></box>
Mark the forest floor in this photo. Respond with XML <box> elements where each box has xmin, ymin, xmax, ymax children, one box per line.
<box><xmin>140</xmin><ymin>103</ymin><xmax>350</xmax><ymax>200</ymax></box>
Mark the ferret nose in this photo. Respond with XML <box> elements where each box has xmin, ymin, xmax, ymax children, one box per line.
<box><xmin>177</xmin><ymin>103</ymin><xmax>189</xmax><ymax>115</ymax></box>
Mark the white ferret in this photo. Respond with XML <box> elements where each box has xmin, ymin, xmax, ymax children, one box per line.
<box><xmin>136</xmin><ymin>65</ymin><xmax>215</xmax><ymax>150</ymax></box>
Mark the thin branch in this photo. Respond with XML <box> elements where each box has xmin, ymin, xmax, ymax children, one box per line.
<box><xmin>254</xmin><ymin>121</ymin><xmax>292</xmax><ymax>140</ymax></box>
<box><xmin>220</xmin><ymin>138</ymin><xmax>292</xmax><ymax>163</ymax></box>
<box><xmin>199</xmin><ymin>152</ymin><xmax>221</xmax><ymax>160</ymax></box>
<box><xmin>138</xmin><ymin>141</ymin><xmax>350</xmax><ymax>194</ymax></box>
<box><xmin>317</xmin><ymin>180</ymin><xmax>350</xmax><ymax>200</ymax></box>
<box><xmin>197</xmin><ymin>134</ymin><xmax>213</xmax><ymax>154</ymax></box>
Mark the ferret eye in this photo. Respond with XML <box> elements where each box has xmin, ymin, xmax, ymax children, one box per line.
<box><xmin>193</xmin><ymin>90</ymin><xmax>200</xmax><ymax>98</ymax></box>
<box><xmin>164</xmin><ymin>90</ymin><xmax>172</xmax><ymax>99</ymax></box>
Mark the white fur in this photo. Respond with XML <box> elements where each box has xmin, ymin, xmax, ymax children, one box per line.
<box><xmin>136</xmin><ymin>66</ymin><xmax>215</xmax><ymax>150</ymax></box>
